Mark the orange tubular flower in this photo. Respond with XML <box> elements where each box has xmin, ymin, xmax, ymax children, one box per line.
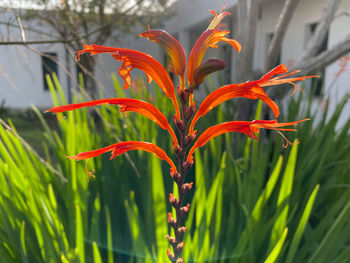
<box><xmin>188</xmin><ymin>83</ymin><xmax>279</xmax><ymax>135</ymax></box>
<box><xmin>187</xmin><ymin>8</ymin><xmax>241</xmax><ymax>86</ymax></box>
<box><xmin>75</xmin><ymin>44</ymin><xmax>181</xmax><ymax>119</ymax></box>
<box><xmin>188</xmin><ymin>64</ymin><xmax>316</xmax><ymax>135</ymax></box>
<box><xmin>68</xmin><ymin>141</ymin><xmax>177</xmax><ymax>174</ymax></box>
<box><xmin>187</xmin><ymin>119</ymin><xmax>309</xmax><ymax>162</ymax></box>
<box><xmin>140</xmin><ymin>29</ymin><xmax>186</xmax><ymax>90</ymax></box>
<box><xmin>187</xmin><ymin>29</ymin><xmax>241</xmax><ymax>85</ymax></box>
<box><xmin>45</xmin><ymin>98</ymin><xmax>178</xmax><ymax>146</ymax></box>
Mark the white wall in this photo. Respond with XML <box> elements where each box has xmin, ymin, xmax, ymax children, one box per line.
<box><xmin>0</xmin><ymin>9</ymin><xmax>73</xmax><ymax>109</ymax></box>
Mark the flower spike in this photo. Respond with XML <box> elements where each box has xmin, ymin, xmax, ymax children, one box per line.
<box><xmin>187</xmin><ymin>119</ymin><xmax>308</xmax><ymax>162</ymax></box>
<box><xmin>75</xmin><ymin>44</ymin><xmax>181</xmax><ymax>119</ymax></box>
<box><xmin>68</xmin><ymin>141</ymin><xmax>178</xmax><ymax>174</ymax></box>
<box><xmin>45</xmin><ymin>98</ymin><xmax>179</xmax><ymax>146</ymax></box>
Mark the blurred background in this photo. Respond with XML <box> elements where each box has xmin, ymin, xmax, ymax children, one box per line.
<box><xmin>0</xmin><ymin>0</ymin><xmax>350</xmax><ymax>262</ymax></box>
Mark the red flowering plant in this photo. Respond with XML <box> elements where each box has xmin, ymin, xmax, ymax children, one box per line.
<box><xmin>46</xmin><ymin>8</ymin><xmax>316</xmax><ymax>263</ymax></box>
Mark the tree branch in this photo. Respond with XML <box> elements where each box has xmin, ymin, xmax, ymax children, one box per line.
<box><xmin>266</xmin><ymin>0</ymin><xmax>301</xmax><ymax>70</ymax></box>
<box><xmin>296</xmin><ymin>35</ymin><xmax>350</xmax><ymax>75</ymax></box>
<box><xmin>301</xmin><ymin>0</ymin><xmax>341</xmax><ymax>60</ymax></box>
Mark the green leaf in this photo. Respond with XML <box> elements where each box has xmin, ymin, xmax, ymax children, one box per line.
<box><xmin>285</xmin><ymin>184</ymin><xmax>320</xmax><ymax>263</ymax></box>
<box><xmin>265</xmin><ymin>228</ymin><xmax>288</xmax><ymax>263</ymax></box>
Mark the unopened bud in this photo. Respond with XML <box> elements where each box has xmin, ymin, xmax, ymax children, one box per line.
<box><xmin>176</xmin><ymin>241</ymin><xmax>184</xmax><ymax>251</ymax></box>
<box><xmin>167</xmin><ymin>248</ymin><xmax>175</xmax><ymax>260</ymax></box>
<box><xmin>166</xmin><ymin>234</ymin><xmax>177</xmax><ymax>246</ymax></box>
<box><xmin>171</xmin><ymin>172</ymin><xmax>182</xmax><ymax>183</ymax></box>
<box><xmin>174</xmin><ymin>116</ymin><xmax>185</xmax><ymax>132</ymax></box>
<box><xmin>178</xmin><ymin>226</ymin><xmax>187</xmax><ymax>234</ymax></box>
<box><xmin>173</xmin><ymin>145</ymin><xmax>182</xmax><ymax>157</ymax></box>
<box><xmin>169</xmin><ymin>193</ymin><xmax>179</xmax><ymax>207</ymax></box>
<box><xmin>184</xmin><ymin>133</ymin><xmax>196</xmax><ymax>147</ymax></box>
<box><xmin>180</xmin><ymin>204</ymin><xmax>190</xmax><ymax>216</ymax></box>
<box><xmin>185</xmin><ymin>105</ymin><xmax>196</xmax><ymax>120</ymax></box>
<box><xmin>183</xmin><ymin>161</ymin><xmax>193</xmax><ymax>172</ymax></box>
<box><xmin>181</xmin><ymin>182</ymin><xmax>193</xmax><ymax>194</ymax></box>
<box><xmin>192</xmin><ymin>58</ymin><xmax>226</xmax><ymax>89</ymax></box>
<box><xmin>176</xmin><ymin>258</ymin><xmax>184</xmax><ymax>263</ymax></box>
<box><xmin>168</xmin><ymin>212</ymin><xmax>176</xmax><ymax>225</ymax></box>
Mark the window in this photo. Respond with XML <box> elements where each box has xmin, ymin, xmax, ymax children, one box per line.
<box><xmin>306</xmin><ymin>22</ymin><xmax>328</xmax><ymax>96</ymax></box>
<box><xmin>42</xmin><ymin>53</ymin><xmax>58</xmax><ymax>91</ymax></box>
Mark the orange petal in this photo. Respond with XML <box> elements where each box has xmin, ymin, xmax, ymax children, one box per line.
<box><xmin>188</xmin><ymin>84</ymin><xmax>279</xmax><ymax>135</ymax></box>
<box><xmin>140</xmin><ymin>29</ymin><xmax>186</xmax><ymax>77</ymax></box>
<box><xmin>68</xmin><ymin>141</ymin><xmax>177</xmax><ymax>174</ymax></box>
<box><xmin>187</xmin><ymin>119</ymin><xmax>308</xmax><ymax>162</ymax></box>
<box><xmin>75</xmin><ymin>44</ymin><xmax>180</xmax><ymax>119</ymax></box>
<box><xmin>45</xmin><ymin>98</ymin><xmax>178</xmax><ymax>146</ymax></box>
<box><xmin>187</xmin><ymin>30</ymin><xmax>241</xmax><ymax>84</ymax></box>
<box><xmin>187</xmin><ymin>121</ymin><xmax>257</xmax><ymax>162</ymax></box>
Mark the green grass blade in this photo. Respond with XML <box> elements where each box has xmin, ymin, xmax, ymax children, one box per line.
<box><xmin>285</xmin><ymin>184</ymin><xmax>320</xmax><ymax>263</ymax></box>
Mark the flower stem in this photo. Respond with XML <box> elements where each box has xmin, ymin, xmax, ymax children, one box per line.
<box><xmin>167</xmin><ymin>90</ymin><xmax>196</xmax><ymax>263</ymax></box>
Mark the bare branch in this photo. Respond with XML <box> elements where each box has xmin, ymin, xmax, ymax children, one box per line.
<box><xmin>296</xmin><ymin>36</ymin><xmax>350</xmax><ymax>75</ymax></box>
<box><xmin>266</xmin><ymin>0</ymin><xmax>301</xmax><ymax>70</ymax></box>
<box><xmin>15</xmin><ymin>16</ymin><xmax>26</xmax><ymax>42</ymax></box>
<box><xmin>301</xmin><ymin>0</ymin><xmax>341</xmax><ymax>60</ymax></box>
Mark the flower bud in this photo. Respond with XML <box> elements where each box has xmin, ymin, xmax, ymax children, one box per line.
<box><xmin>180</xmin><ymin>204</ymin><xmax>190</xmax><ymax>216</ymax></box>
<box><xmin>184</xmin><ymin>132</ymin><xmax>197</xmax><ymax>147</ymax></box>
<box><xmin>168</xmin><ymin>212</ymin><xmax>176</xmax><ymax>226</ymax></box>
<box><xmin>176</xmin><ymin>258</ymin><xmax>184</xmax><ymax>263</ymax></box>
<box><xmin>181</xmin><ymin>182</ymin><xmax>193</xmax><ymax>194</ymax></box>
<box><xmin>191</xmin><ymin>58</ymin><xmax>226</xmax><ymax>90</ymax></box>
<box><xmin>169</xmin><ymin>193</ymin><xmax>179</xmax><ymax>207</ymax></box>
<box><xmin>167</xmin><ymin>248</ymin><xmax>175</xmax><ymax>260</ymax></box>
<box><xmin>166</xmin><ymin>234</ymin><xmax>177</xmax><ymax>246</ymax></box>
<box><xmin>178</xmin><ymin>226</ymin><xmax>187</xmax><ymax>234</ymax></box>
<box><xmin>185</xmin><ymin>105</ymin><xmax>196</xmax><ymax>120</ymax></box>
<box><xmin>176</xmin><ymin>241</ymin><xmax>184</xmax><ymax>251</ymax></box>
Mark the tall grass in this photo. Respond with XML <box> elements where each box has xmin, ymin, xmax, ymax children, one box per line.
<box><xmin>0</xmin><ymin>73</ymin><xmax>349</xmax><ymax>262</ymax></box>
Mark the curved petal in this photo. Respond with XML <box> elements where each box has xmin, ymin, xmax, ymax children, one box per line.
<box><xmin>140</xmin><ymin>30</ymin><xmax>186</xmax><ymax>78</ymax></box>
<box><xmin>187</xmin><ymin>30</ymin><xmax>241</xmax><ymax>84</ymax></box>
<box><xmin>188</xmin><ymin>84</ymin><xmax>279</xmax><ymax>135</ymax></box>
<box><xmin>75</xmin><ymin>44</ymin><xmax>180</xmax><ymax>119</ymax></box>
<box><xmin>186</xmin><ymin>119</ymin><xmax>308</xmax><ymax>162</ymax></box>
<box><xmin>45</xmin><ymin>98</ymin><xmax>178</xmax><ymax>146</ymax></box>
<box><xmin>68</xmin><ymin>141</ymin><xmax>177</xmax><ymax>174</ymax></box>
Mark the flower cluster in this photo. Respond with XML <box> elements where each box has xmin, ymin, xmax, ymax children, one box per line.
<box><xmin>46</xmin><ymin>8</ymin><xmax>315</xmax><ymax>263</ymax></box>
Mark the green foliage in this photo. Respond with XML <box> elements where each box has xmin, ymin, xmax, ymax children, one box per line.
<box><xmin>1</xmin><ymin>73</ymin><xmax>350</xmax><ymax>262</ymax></box>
